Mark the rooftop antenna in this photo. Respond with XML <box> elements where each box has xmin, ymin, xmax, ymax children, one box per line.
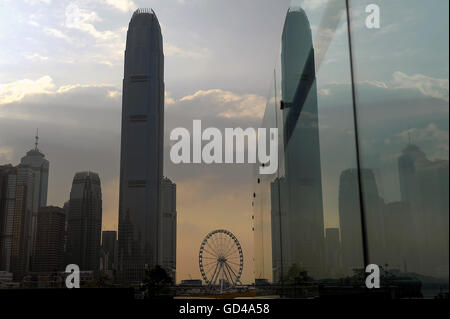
<box><xmin>35</xmin><ymin>128</ymin><xmax>39</xmax><ymax>150</ymax></box>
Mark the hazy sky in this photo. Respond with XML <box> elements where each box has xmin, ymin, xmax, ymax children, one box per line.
<box><xmin>0</xmin><ymin>0</ymin><xmax>294</xmax><ymax>283</ymax></box>
<box><xmin>0</xmin><ymin>0</ymin><xmax>448</xmax><ymax>283</ymax></box>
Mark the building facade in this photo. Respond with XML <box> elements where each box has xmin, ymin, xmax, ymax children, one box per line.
<box><xmin>0</xmin><ymin>165</ymin><xmax>34</xmax><ymax>280</ymax></box>
<box><xmin>101</xmin><ymin>230</ymin><xmax>117</xmax><ymax>272</ymax></box>
<box><xmin>32</xmin><ymin>206</ymin><xmax>65</xmax><ymax>273</ymax></box>
<box><xmin>161</xmin><ymin>177</ymin><xmax>176</xmax><ymax>281</ymax></box>
<box><xmin>66</xmin><ymin>172</ymin><xmax>102</xmax><ymax>275</ymax></box>
<box><xmin>267</xmin><ymin>7</ymin><xmax>325</xmax><ymax>282</ymax></box>
<box><xmin>118</xmin><ymin>8</ymin><xmax>165</xmax><ymax>283</ymax></box>
<box><xmin>20</xmin><ymin>134</ymin><xmax>49</xmax><ymax>263</ymax></box>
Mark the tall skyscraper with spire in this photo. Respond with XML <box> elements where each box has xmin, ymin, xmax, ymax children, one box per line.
<box><xmin>20</xmin><ymin>130</ymin><xmax>49</xmax><ymax>266</ymax></box>
<box><xmin>118</xmin><ymin>9</ymin><xmax>165</xmax><ymax>283</ymax></box>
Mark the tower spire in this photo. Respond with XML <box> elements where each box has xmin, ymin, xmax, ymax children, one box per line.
<box><xmin>35</xmin><ymin>128</ymin><xmax>39</xmax><ymax>151</ymax></box>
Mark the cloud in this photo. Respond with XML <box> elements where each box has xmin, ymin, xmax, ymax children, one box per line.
<box><xmin>65</xmin><ymin>3</ymin><xmax>116</xmax><ymax>40</ymax></box>
<box><xmin>179</xmin><ymin>89</ymin><xmax>266</xmax><ymax>120</ymax></box>
<box><xmin>43</xmin><ymin>27</ymin><xmax>72</xmax><ymax>43</ymax></box>
<box><xmin>165</xmin><ymin>91</ymin><xmax>176</xmax><ymax>105</ymax></box>
<box><xmin>301</xmin><ymin>0</ymin><xmax>328</xmax><ymax>11</ymax></box>
<box><xmin>0</xmin><ymin>76</ymin><xmax>55</xmax><ymax>105</ymax></box>
<box><xmin>103</xmin><ymin>0</ymin><xmax>136</xmax><ymax>12</ymax></box>
<box><xmin>24</xmin><ymin>0</ymin><xmax>51</xmax><ymax>4</ymax></box>
<box><xmin>22</xmin><ymin>53</ymin><xmax>49</xmax><ymax>62</ymax></box>
<box><xmin>392</xmin><ymin>71</ymin><xmax>449</xmax><ymax>102</ymax></box>
<box><xmin>0</xmin><ymin>76</ymin><xmax>118</xmax><ymax>105</ymax></box>
<box><xmin>397</xmin><ymin>123</ymin><xmax>449</xmax><ymax>159</ymax></box>
<box><xmin>107</xmin><ymin>90</ymin><xmax>121</xmax><ymax>99</ymax></box>
<box><xmin>0</xmin><ymin>146</ymin><xmax>13</xmax><ymax>162</ymax></box>
<box><xmin>165</xmin><ymin>43</ymin><xmax>211</xmax><ymax>59</ymax></box>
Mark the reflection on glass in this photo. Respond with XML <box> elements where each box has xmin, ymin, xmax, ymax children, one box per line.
<box><xmin>253</xmin><ymin>0</ymin><xmax>448</xmax><ymax>299</ymax></box>
<box><xmin>350</xmin><ymin>0</ymin><xmax>449</xmax><ymax>297</ymax></box>
<box><xmin>274</xmin><ymin>6</ymin><xmax>325</xmax><ymax>281</ymax></box>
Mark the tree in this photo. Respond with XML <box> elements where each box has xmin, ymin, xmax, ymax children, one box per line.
<box><xmin>140</xmin><ymin>265</ymin><xmax>173</xmax><ymax>298</ymax></box>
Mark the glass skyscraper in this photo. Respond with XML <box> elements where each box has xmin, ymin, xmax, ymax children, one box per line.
<box><xmin>118</xmin><ymin>9</ymin><xmax>165</xmax><ymax>283</ymax></box>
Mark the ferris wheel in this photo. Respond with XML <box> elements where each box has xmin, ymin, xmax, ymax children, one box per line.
<box><xmin>199</xmin><ymin>229</ymin><xmax>243</xmax><ymax>287</ymax></box>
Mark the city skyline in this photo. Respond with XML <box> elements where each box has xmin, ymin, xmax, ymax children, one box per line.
<box><xmin>0</xmin><ymin>0</ymin><xmax>448</xmax><ymax>286</ymax></box>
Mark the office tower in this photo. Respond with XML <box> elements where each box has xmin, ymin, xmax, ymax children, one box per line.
<box><xmin>32</xmin><ymin>206</ymin><xmax>65</xmax><ymax>273</ymax></box>
<box><xmin>101</xmin><ymin>231</ymin><xmax>117</xmax><ymax>272</ymax></box>
<box><xmin>20</xmin><ymin>131</ymin><xmax>49</xmax><ymax>262</ymax></box>
<box><xmin>325</xmin><ymin>228</ymin><xmax>341</xmax><ymax>278</ymax></box>
<box><xmin>0</xmin><ymin>165</ymin><xmax>34</xmax><ymax>280</ymax></box>
<box><xmin>272</xmin><ymin>7</ymin><xmax>325</xmax><ymax>280</ymax></box>
<box><xmin>63</xmin><ymin>201</ymin><xmax>69</xmax><ymax>255</ymax></box>
<box><xmin>338</xmin><ymin>168</ymin><xmax>386</xmax><ymax>274</ymax></box>
<box><xmin>66</xmin><ymin>172</ymin><xmax>102</xmax><ymax>275</ymax></box>
<box><xmin>118</xmin><ymin>8</ymin><xmax>165</xmax><ymax>283</ymax></box>
<box><xmin>398</xmin><ymin>144</ymin><xmax>449</xmax><ymax>277</ymax></box>
<box><xmin>161</xmin><ymin>177</ymin><xmax>176</xmax><ymax>281</ymax></box>
<box><xmin>338</xmin><ymin>169</ymin><xmax>364</xmax><ymax>274</ymax></box>
<box><xmin>383</xmin><ymin>201</ymin><xmax>416</xmax><ymax>272</ymax></box>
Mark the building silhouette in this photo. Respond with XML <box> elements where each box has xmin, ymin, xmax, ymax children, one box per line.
<box><xmin>398</xmin><ymin>144</ymin><xmax>449</xmax><ymax>278</ymax></box>
<box><xmin>338</xmin><ymin>168</ymin><xmax>386</xmax><ymax>274</ymax></box>
<box><xmin>66</xmin><ymin>172</ymin><xmax>102</xmax><ymax>276</ymax></box>
<box><xmin>325</xmin><ymin>228</ymin><xmax>341</xmax><ymax>278</ymax></box>
<box><xmin>32</xmin><ymin>206</ymin><xmax>65</xmax><ymax>273</ymax></box>
<box><xmin>338</xmin><ymin>169</ymin><xmax>363</xmax><ymax>274</ymax></box>
<box><xmin>270</xmin><ymin>7</ymin><xmax>325</xmax><ymax>281</ymax></box>
<box><xmin>161</xmin><ymin>177</ymin><xmax>176</xmax><ymax>281</ymax></box>
<box><xmin>0</xmin><ymin>164</ymin><xmax>34</xmax><ymax>280</ymax></box>
<box><xmin>118</xmin><ymin>8</ymin><xmax>165</xmax><ymax>283</ymax></box>
<box><xmin>101</xmin><ymin>230</ymin><xmax>117</xmax><ymax>272</ymax></box>
<box><xmin>20</xmin><ymin>131</ymin><xmax>49</xmax><ymax>263</ymax></box>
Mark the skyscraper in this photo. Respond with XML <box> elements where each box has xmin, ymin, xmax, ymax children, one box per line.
<box><xmin>0</xmin><ymin>164</ymin><xmax>34</xmax><ymax>280</ymax></box>
<box><xmin>66</xmin><ymin>172</ymin><xmax>102</xmax><ymax>275</ymax></box>
<box><xmin>161</xmin><ymin>177</ymin><xmax>176</xmax><ymax>281</ymax></box>
<box><xmin>20</xmin><ymin>131</ymin><xmax>49</xmax><ymax>266</ymax></box>
<box><xmin>118</xmin><ymin>8</ymin><xmax>165</xmax><ymax>283</ymax></box>
<box><xmin>325</xmin><ymin>228</ymin><xmax>341</xmax><ymax>278</ymax></box>
<box><xmin>338</xmin><ymin>169</ymin><xmax>364</xmax><ymax>274</ymax></box>
<box><xmin>32</xmin><ymin>206</ymin><xmax>65</xmax><ymax>273</ymax></box>
<box><xmin>101</xmin><ymin>230</ymin><xmax>117</xmax><ymax>272</ymax></box>
<box><xmin>272</xmin><ymin>7</ymin><xmax>325</xmax><ymax>280</ymax></box>
<box><xmin>398</xmin><ymin>144</ymin><xmax>449</xmax><ymax>277</ymax></box>
<box><xmin>338</xmin><ymin>168</ymin><xmax>386</xmax><ymax>274</ymax></box>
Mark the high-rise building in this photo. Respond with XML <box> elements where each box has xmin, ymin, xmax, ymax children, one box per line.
<box><xmin>161</xmin><ymin>177</ymin><xmax>176</xmax><ymax>281</ymax></box>
<box><xmin>101</xmin><ymin>230</ymin><xmax>117</xmax><ymax>272</ymax></box>
<box><xmin>338</xmin><ymin>168</ymin><xmax>387</xmax><ymax>274</ymax></box>
<box><xmin>271</xmin><ymin>7</ymin><xmax>325</xmax><ymax>281</ymax></box>
<box><xmin>20</xmin><ymin>131</ymin><xmax>49</xmax><ymax>262</ymax></box>
<box><xmin>398</xmin><ymin>144</ymin><xmax>449</xmax><ymax>277</ymax></box>
<box><xmin>32</xmin><ymin>206</ymin><xmax>65</xmax><ymax>273</ymax></box>
<box><xmin>118</xmin><ymin>8</ymin><xmax>165</xmax><ymax>283</ymax></box>
<box><xmin>66</xmin><ymin>172</ymin><xmax>102</xmax><ymax>275</ymax></box>
<box><xmin>0</xmin><ymin>164</ymin><xmax>34</xmax><ymax>280</ymax></box>
<box><xmin>325</xmin><ymin>228</ymin><xmax>341</xmax><ymax>278</ymax></box>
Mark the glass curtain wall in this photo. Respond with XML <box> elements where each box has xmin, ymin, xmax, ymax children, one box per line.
<box><xmin>253</xmin><ymin>0</ymin><xmax>448</xmax><ymax>299</ymax></box>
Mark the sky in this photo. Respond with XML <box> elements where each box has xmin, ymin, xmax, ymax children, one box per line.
<box><xmin>0</xmin><ymin>0</ymin><xmax>293</xmax><ymax>284</ymax></box>
<box><xmin>0</xmin><ymin>0</ymin><xmax>448</xmax><ymax>283</ymax></box>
